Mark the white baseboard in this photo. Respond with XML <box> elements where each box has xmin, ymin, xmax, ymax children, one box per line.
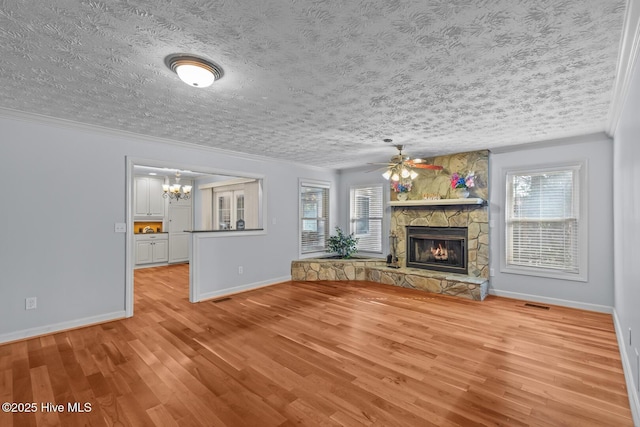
<box><xmin>613</xmin><ymin>309</ymin><xmax>640</xmax><ymax>426</ymax></box>
<box><xmin>488</xmin><ymin>289</ymin><xmax>613</xmax><ymax>313</ymax></box>
<box><xmin>0</xmin><ymin>310</ymin><xmax>127</xmax><ymax>345</ymax></box>
<box><xmin>197</xmin><ymin>275</ymin><xmax>291</xmax><ymax>302</ymax></box>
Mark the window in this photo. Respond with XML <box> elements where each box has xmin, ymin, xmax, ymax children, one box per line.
<box><xmin>504</xmin><ymin>164</ymin><xmax>586</xmax><ymax>281</ymax></box>
<box><xmin>300</xmin><ymin>181</ymin><xmax>330</xmax><ymax>253</ymax></box>
<box><xmin>350</xmin><ymin>185</ymin><xmax>383</xmax><ymax>253</ymax></box>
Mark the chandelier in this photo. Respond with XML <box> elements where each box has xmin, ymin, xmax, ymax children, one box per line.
<box><xmin>162</xmin><ymin>171</ymin><xmax>192</xmax><ymax>200</ymax></box>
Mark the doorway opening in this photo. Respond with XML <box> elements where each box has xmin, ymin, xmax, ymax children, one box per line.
<box><xmin>125</xmin><ymin>158</ymin><xmax>265</xmax><ymax>317</ymax></box>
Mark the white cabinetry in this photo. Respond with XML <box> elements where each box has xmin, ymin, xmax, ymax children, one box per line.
<box><xmin>135</xmin><ymin>234</ymin><xmax>169</xmax><ymax>265</ymax></box>
<box><xmin>134</xmin><ymin>176</ymin><xmax>165</xmax><ymax>218</ymax></box>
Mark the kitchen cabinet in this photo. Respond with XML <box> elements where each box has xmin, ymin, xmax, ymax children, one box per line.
<box><xmin>134</xmin><ymin>176</ymin><xmax>165</xmax><ymax>218</ymax></box>
<box><xmin>135</xmin><ymin>234</ymin><xmax>169</xmax><ymax>265</ymax></box>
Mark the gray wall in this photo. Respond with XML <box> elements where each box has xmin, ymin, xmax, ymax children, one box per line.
<box><xmin>489</xmin><ymin>134</ymin><xmax>614</xmax><ymax>311</ymax></box>
<box><xmin>0</xmin><ymin>112</ymin><xmax>338</xmax><ymax>342</ymax></box>
<box><xmin>337</xmin><ymin>166</ymin><xmax>391</xmax><ymax>257</ymax></box>
<box><xmin>613</xmin><ymin>52</ymin><xmax>640</xmax><ymax>421</ymax></box>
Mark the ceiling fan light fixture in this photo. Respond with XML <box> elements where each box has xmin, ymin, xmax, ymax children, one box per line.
<box><xmin>410</xmin><ymin>170</ymin><xmax>418</xmax><ymax>179</ymax></box>
<box><xmin>382</xmin><ymin>170</ymin><xmax>392</xmax><ymax>180</ymax></box>
<box><xmin>165</xmin><ymin>54</ymin><xmax>223</xmax><ymax>88</ymax></box>
<box><xmin>391</xmin><ymin>172</ymin><xmax>400</xmax><ymax>182</ymax></box>
<box><xmin>401</xmin><ymin>167</ymin><xmax>410</xmax><ymax>179</ymax></box>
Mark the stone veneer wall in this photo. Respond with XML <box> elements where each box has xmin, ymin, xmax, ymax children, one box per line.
<box><xmin>291</xmin><ymin>259</ymin><xmax>488</xmax><ymax>301</ymax></box>
<box><xmin>291</xmin><ymin>258</ymin><xmax>387</xmax><ymax>281</ymax></box>
<box><xmin>391</xmin><ymin>150</ymin><xmax>489</xmax><ymax>279</ymax></box>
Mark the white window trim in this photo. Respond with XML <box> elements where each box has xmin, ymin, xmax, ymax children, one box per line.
<box><xmin>349</xmin><ymin>184</ymin><xmax>384</xmax><ymax>254</ymax></box>
<box><xmin>299</xmin><ymin>178</ymin><xmax>331</xmax><ymax>257</ymax></box>
<box><xmin>500</xmin><ymin>161</ymin><xmax>588</xmax><ymax>282</ymax></box>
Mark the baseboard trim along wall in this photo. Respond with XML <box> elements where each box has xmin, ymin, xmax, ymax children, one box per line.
<box><xmin>488</xmin><ymin>289</ymin><xmax>613</xmax><ymax>314</ymax></box>
<box><xmin>0</xmin><ymin>311</ymin><xmax>127</xmax><ymax>345</ymax></box>
<box><xmin>489</xmin><ymin>291</ymin><xmax>638</xmax><ymax>423</ymax></box>
<box><xmin>197</xmin><ymin>276</ymin><xmax>292</xmax><ymax>302</ymax></box>
<box><xmin>613</xmin><ymin>309</ymin><xmax>640</xmax><ymax>426</ymax></box>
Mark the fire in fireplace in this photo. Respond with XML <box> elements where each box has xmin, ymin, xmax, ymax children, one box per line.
<box><xmin>406</xmin><ymin>226</ymin><xmax>467</xmax><ymax>274</ymax></box>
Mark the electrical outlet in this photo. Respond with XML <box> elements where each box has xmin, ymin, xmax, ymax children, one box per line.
<box><xmin>238</xmin><ymin>266</ymin><xmax>243</xmax><ymax>275</ymax></box>
<box><xmin>25</xmin><ymin>297</ymin><xmax>37</xmax><ymax>310</ymax></box>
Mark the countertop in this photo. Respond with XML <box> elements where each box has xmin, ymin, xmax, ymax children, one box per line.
<box><xmin>186</xmin><ymin>229</ymin><xmax>264</xmax><ymax>233</ymax></box>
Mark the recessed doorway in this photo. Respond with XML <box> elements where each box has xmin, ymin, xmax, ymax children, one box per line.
<box><xmin>125</xmin><ymin>158</ymin><xmax>266</xmax><ymax>317</ymax></box>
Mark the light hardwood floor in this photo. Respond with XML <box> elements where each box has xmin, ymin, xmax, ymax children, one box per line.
<box><xmin>0</xmin><ymin>264</ymin><xmax>633</xmax><ymax>426</ymax></box>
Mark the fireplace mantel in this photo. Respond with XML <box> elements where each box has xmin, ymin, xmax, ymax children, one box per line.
<box><xmin>389</xmin><ymin>198</ymin><xmax>485</xmax><ymax>207</ymax></box>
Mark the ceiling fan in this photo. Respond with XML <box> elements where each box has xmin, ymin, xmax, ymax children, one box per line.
<box><xmin>370</xmin><ymin>139</ymin><xmax>443</xmax><ymax>181</ymax></box>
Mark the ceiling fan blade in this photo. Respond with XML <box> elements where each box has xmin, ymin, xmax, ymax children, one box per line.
<box><xmin>365</xmin><ymin>165</ymin><xmax>391</xmax><ymax>173</ymax></box>
<box><xmin>408</xmin><ymin>162</ymin><xmax>443</xmax><ymax>170</ymax></box>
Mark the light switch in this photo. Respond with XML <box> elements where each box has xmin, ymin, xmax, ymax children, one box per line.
<box><xmin>114</xmin><ymin>223</ymin><xmax>127</xmax><ymax>233</ymax></box>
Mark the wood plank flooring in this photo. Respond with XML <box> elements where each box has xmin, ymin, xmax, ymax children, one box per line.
<box><xmin>0</xmin><ymin>264</ymin><xmax>633</xmax><ymax>426</ymax></box>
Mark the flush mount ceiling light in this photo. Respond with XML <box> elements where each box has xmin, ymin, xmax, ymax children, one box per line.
<box><xmin>165</xmin><ymin>54</ymin><xmax>223</xmax><ymax>88</ymax></box>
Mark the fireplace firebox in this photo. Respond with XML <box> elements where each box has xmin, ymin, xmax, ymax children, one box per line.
<box><xmin>406</xmin><ymin>226</ymin><xmax>467</xmax><ymax>274</ymax></box>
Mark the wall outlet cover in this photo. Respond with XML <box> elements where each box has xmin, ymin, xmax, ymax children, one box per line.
<box><xmin>26</xmin><ymin>297</ymin><xmax>37</xmax><ymax>310</ymax></box>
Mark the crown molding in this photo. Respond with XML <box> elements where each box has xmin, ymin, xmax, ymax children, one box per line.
<box><xmin>0</xmin><ymin>106</ymin><xmax>334</xmax><ymax>173</ymax></box>
<box><xmin>488</xmin><ymin>132</ymin><xmax>611</xmax><ymax>154</ymax></box>
<box><xmin>607</xmin><ymin>0</ymin><xmax>640</xmax><ymax>136</ymax></box>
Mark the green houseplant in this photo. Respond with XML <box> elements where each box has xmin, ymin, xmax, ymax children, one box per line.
<box><xmin>326</xmin><ymin>227</ymin><xmax>359</xmax><ymax>259</ymax></box>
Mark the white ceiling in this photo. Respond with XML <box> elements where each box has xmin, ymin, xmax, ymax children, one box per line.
<box><xmin>0</xmin><ymin>0</ymin><xmax>626</xmax><ymax>169</ymax></box>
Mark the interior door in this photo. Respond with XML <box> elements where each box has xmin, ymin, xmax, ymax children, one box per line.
<box><xmin>168</xmin><ymin>206</ymin><xmax>192</xmax><ymax>263</ymax></box>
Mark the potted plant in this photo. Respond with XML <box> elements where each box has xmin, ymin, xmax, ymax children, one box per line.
<box><xmin>327</xmin><ymin>227</ymin><xmax>359</xmax><ymax>259</ymax></box>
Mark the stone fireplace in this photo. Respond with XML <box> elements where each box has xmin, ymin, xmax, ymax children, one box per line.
<box><xmin>390</xmin><ymin>150</ymin><xmax>490</xmax><ymax>280</ymax></box>
<box><xmin>293</xmin><ymin>150</ymin><xmax>490</xmax><ymax>301</ymax></box>
<box><xmin>406</xmin><ymin>226</ymin><xmax>468</xmax><ymax>275</ymax></box>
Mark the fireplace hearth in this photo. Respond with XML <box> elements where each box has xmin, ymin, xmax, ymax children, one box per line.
<box><xmin>406</xmin><ymin>226</ymin><xmax>468</xmax><ymax>275</ymax></box>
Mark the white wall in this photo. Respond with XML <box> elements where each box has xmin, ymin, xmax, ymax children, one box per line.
<box><xmin>489</xmin><ymin>134</ymin><xmax>614</xmax><ymax>311</ymax></box>
<box><xmin>0</xmin><ymin>111</ymin><xmax>338</xmax><ymax>343</ymax></box>
<box><xmin>337</xmin><ymin>166</ymin><xmax>391</xmax><ymax>257</ymax></box>
<box><xmin>613</xmin><ymin>46</ymin><xmax>640</xmax><ymax>422</ymax></box>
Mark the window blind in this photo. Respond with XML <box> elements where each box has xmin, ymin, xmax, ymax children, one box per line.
<box><xmin>350</xmin><ymin>185</ymin><xmax>383</xmax><ymax>253</ymax></box>
<box><xmin>506</xmin><ymin>167</ymin><xmax>580</xmax><ymax>272</ymax></box>
<box><xmin>300</xmin><ymin>182</ymin><xmax>330</xmax><ymax>253</ymax></box>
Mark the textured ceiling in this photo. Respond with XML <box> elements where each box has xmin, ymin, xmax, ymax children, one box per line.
<box><xmin>0</xmin><ymin>0</ymin><xmax>626</xmax><ymax>169</ymax></box>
